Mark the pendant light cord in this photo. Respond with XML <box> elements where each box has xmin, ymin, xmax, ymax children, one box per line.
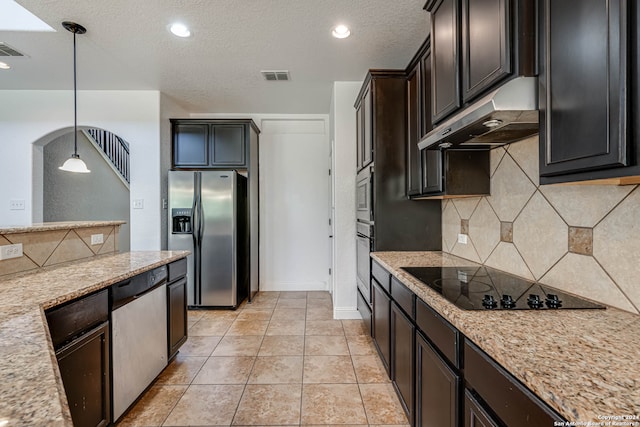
<box><xmin>73</xmin><ymin>29</ymin><xmax>78</xmax><ymax>156</ymax></box>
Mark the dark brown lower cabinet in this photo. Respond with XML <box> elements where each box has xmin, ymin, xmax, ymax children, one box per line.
<box><xmin>56</xmin><ymin>322</ymin><xmax>111</xmax><ymax>427</ymax></box>
<box><xmin>391</xmin><ymin>302</ymin><xmax>415</xmax><ymax>424</ymax></box>
<box><xmin>415</xmin><ymin>331</ymin><xmax>460</xmax><ymax>427</ymax></box>
<box><xmin>465</xmin><ymin>390</ymin><xmax>500</xmax><ymax>427</ymax></box>
<box><xmin>372</xmin><ymin>279</ymin><xmax>391</xmax><ymax>373</ymax></box>
<box><xmin>167</xmin><ymin>276</ymin><xmax>188</xmax><ymax>359</ymax></box>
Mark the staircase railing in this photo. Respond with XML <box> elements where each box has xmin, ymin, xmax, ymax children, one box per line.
<box><xmin>84</xmin><ymin>128</ymin><xmax>130</xmax><ymax>184</ymax></box>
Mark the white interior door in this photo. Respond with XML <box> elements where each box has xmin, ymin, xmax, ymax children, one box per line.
<box><xmin>259</xmin><ymin>119</ymin><xmax>330</xmax><ymax>291</ymax></box>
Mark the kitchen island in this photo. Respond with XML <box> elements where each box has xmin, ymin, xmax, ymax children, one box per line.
<box><xmin>372</xmin><ymin>251</ymin><xmax>640</xmax><ymax>423</ymax></box>
<box><xmin>0</xmin><ymin>250</ymin><xmax>189</xmax><ymax>427</ymax></box>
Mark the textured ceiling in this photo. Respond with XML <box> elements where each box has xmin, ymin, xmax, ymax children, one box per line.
<box><xmin>0</xmin><ymin>0</ymin><xmax>430</xmax><ymax>113</ymax></box>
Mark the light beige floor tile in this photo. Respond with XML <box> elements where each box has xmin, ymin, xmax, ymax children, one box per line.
<box><xmin>303</xmin><ymin>355</ymin><xmax>356</xmax><ymax>383</ymax></box>
<box><xmin>352</xmin><ymin>355</ymin><xmax>391</xmax><ymax>383</ymax></box>
<box><xmin>301</xmin><ymin>384</ymin><xmax>367</xmax><ymax>424</ymax></box>
<box><xmin>305</xmin><ymin>335</ymin><xmax>350</xmax><ymax>356</ymax></box>
<box><xmin>155</xmin><ymin>355</ymin><xmax>207</xmax><ymax>385</ymax></box>
<box><xmin>346</xmin><ymin>335</ymin><xmax>378</xmax><ymax>356</ymax></box>
<box><xmin>308</xmin><ymin>299</ymin><xmax>334</xmax><ymax>310</ymax></box>
<box><xmin>236</xmin><ymin>308</ymin><xmax>274</xmax><ymax>320</ymax></box>
<box><xmin>305</xmin><ymin>307</ymin><xmax>334</xmax><ymax>321</ymax></box>
<box><xmin>211</xmin><ymin>335</ymin><xmax>264</xmax><ymax>356</ymax></box>
<box><xmin>266</xmin><ymin>319</ymin><xmax>306</xmax><ymax>336</ymax></box>
<box><xmin>278</xmin><ymin>291</ymin><xmax>308</xmax><ymax>299</ymax></box>
<box><xmin>245</xmin><ymin>298</ymin><xmax>278</xmax><ymax>309</ymax></box>
<box><xmin>177</xmin><ymin>336</ymin><xmax>222</xmax><ymax>357</ymax></box>
<box><xmin>248</xmin><ymin>356</ymin><xmax>303</xmax><ymax>384</ymax></box>
<box><xmin>360</xmin><ymin>383</ymin><xmax>409</xmax><ymax>424</ymax></box>
<box><xmin>187</xmin><ymin>310</ymin><xmax>205</xmax><ymax>321</ymax></box>
<box><xmin>272</xmin><ymin>307</ymin><xmax>307</xmax><ymax>320</ymax></box>
<box><xmin>306</xmin><ymin>291</ymin><xmax>331</xmax><ymax>300</ymax></box>
<box><xmin>118</xmin><ymin>385</ymin><xmax>186</xmax><ymax>427</ymax></box>
<box><xmin>342</xmin><ymin>319</ymin><xmax>368</xmax><ymax>336</ymax></box>
<box><xmin>187</xmin><ymin>319</ymin><xmax>199</xmax><ymax>330</ymax></box>
<box><xmin>226</xmin><ymin>319</ymin><xmax>270</xmax><ymax>336</ymax></box>
<box><xmin>198</xmin><ymin>309</ymin><xmax>239</xmax><ymax>321</ymax></box>
<box><xmin>305</xmin><ymin>320</ymin><xmax>344</xmax><ymax>336</ymax></box>
<box><xmin>192</xmin><ymin>356</ymin><xmax>255</xmax><ymax>384</ymax></box>
<box><xmin>188</xmin><ymin>318</ymin><xmax>234</xmax><ymax>336</ymax></box>
<box><xmin>232</xmin><ymin>384</ymin><xmax>302</xmax><ymax>425</ymax></box>
<box><xmin>259</xmin><ymin>335</ymin><xmax>305</xmax><ymax>356</ymax></box>
<box><xmin>276</xmin><ymin>298</ymin><xmax>308</xmax><ymax>309</ymax></box>
<box><xmin>162</xmin><ymin>384</ymin><xmax>244</xmax><ymax>426</ymax></box>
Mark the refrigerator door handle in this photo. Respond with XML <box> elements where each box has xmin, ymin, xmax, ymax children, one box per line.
<box><xmin>192</xmin><ymin>172</ymin><xmax>202</xmax><ymax>305</ymax></box>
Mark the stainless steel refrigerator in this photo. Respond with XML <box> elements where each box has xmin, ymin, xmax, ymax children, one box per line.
<box><xmin>168</xmin><ymin>170</ymin><xmax>248</xmax><ymax>308</ymax></box>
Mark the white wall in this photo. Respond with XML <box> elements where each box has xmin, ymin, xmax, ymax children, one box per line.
<box><xmin>0</xmin><ymin>90</ymin><xmax>162</xmax><ymax>250</ymax></box>
<box><xmin>330</xmin><ymin>82</ymin><xmax>362</xmax><ymax>319</ymax></box>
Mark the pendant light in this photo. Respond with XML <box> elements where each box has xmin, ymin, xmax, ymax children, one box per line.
<box><xmin>59</xmin><ymin>21</ymin><xmax>90</xmax><ymax>173</ymax></box>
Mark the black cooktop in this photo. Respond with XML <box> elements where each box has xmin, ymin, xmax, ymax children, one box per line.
<box><xmin>401</xmin><ymin>266</ymin><xmax>605</xmax><ymax>310</ymax></box>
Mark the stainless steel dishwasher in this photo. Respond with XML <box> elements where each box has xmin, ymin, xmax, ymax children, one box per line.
<box><xmin>111</xmin><ymin>266</ymin><xmax>168</xmax><ymax>421</ymax></box>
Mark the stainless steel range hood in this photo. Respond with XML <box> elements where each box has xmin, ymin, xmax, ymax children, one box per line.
<box><xmin>418</xmin><ymin>77</ymin><xmax>539</xmax><ymax>150</ymax></box>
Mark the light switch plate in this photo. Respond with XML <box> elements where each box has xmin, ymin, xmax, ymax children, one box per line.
<box><xmin>132</xmin><ymin>199</ymin><xmax>144</xmax><ymax>209</ymax></box>
<box><xmin>457</xmin><ymin>233</ymin><xmax>468</xmax><ymax>245</ymax></box>
<box><xmin>91</xmin><ymin>234</ymin><xmax>104</xmax><ymax>245</ymax></box>
<box><xmin>0</xmin><ymin>243</ymin><xmax>23</xmax><ymax>260</ymax></box>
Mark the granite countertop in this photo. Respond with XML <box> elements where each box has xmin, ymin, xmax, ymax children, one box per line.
<box><xmin>0</xmin><ymin>250</ymin><xmax>190</xmax><ymax>427</ymax></box>
<box><xmin>372</xmin><ymin>251</ymin><xmax>640</xmax><ymax>423</ymax></box>
<box><xmin>0</xmin><ymin>220</ymin><xmax>127</xmax><ymax>235</ymax></box>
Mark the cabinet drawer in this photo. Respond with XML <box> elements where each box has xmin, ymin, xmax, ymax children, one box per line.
<box><xmin>391</xmin><ymin>276</ymin><xmax>415</xmax><ymax>320</ymax></box>
<box><xmin>416</xmin><ymin>298</ymin><xmax>459</xmax><ymax>368</ymax></box>
<box><xmin>46</xmin><ymin>289</ymin><xmax>109</xmax><ymax>349</ymax></box>
<box><xmin>168</xmin><ymin>257</ymin><xmax>187</xmax><ymax>282</ymax></box>
<box><xmin>464</xmin><ymin>340</ymin><xmax>564</xmax><ymax>426</ymax></box>
<box><xmin>372</xmin><ymin>260</ymin><xmax>391</xmax><ymax>293</ymax></box>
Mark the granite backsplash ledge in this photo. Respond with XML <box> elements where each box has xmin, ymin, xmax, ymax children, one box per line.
<box><xmin>441</xmin><ymin>135</ymin><xmax>640</xmax><ymax>314</ymax></box>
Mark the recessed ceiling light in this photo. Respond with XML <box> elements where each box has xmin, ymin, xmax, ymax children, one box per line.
<box><xmin>169</xmin><ymin>23</ymin><xmax>191</xmax><ymax>38</ymax></box>
<box><xmin>332</xmin><ymin>24</ymin><xmax>351</xmax><ymax>39</ymax></box>
<box><xmin>0</xmin><ymin>61</ymin><xmax>10</xmax><ymax>70</ymax></box>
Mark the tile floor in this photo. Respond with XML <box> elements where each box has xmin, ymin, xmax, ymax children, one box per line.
<box><xmin>117</xmin><ymin>291</ymin><xmax>409</xmax><ymax>426</ymax></box>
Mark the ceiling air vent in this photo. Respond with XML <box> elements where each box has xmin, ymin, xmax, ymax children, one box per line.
<box><xmin>261</xmin><ymin>70</ymin><xmax>290</xmax><ymax>81</ymax></box>
<box><xmin>0</xmin><ymin>42</ymin><xmax>25</xmax><ymax>57</ymax></box>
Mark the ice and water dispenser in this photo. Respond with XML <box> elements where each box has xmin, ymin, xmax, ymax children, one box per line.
<box><xmin>171</xmin><ymin>208</ymin><xmax>192</xmax><ymax>234</ymax></box>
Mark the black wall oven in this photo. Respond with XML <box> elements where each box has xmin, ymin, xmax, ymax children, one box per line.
<box><xmin>356</xmin><ymin>166</ymin><xmax>373</xmax><ymax>223</ymax></box>
<box><xmin>356</xmin><ymin>222</ymin><xmax>373</xmax><ymax>305</ymax></box>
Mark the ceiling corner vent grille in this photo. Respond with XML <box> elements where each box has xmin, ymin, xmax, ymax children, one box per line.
<box><xmin>0</xmin><ymin>42</ymin><xmax>25</xmax><ymax>57</ymax></box>
<box><xmin>261</xmin><ymin>70</ymin><xmax>290</xmax><ymax>81</ymax></box>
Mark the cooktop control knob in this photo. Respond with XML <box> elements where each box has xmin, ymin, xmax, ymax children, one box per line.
<box><xmin>500</xmin><ymin>294</ymin><xmax>516</xmax><ymax>309</ymax></box>
<box><xmin>482</xmin><ymin>294</ymin><xmax>498</xmax><ymax>309</ymax></box>
<box><xmin>527</xmin><ymin>294</ymin><xmax>544</xmax><ymax>309</ymax></box>
<box><xmin>545</xmin><ymin>294</ymin><xmax>563</xmax><ymax>309</ymax></box>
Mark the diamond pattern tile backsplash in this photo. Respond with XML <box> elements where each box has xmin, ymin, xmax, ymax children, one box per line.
<box><xmin>441</xmin><ymin>135</ymin><xmax>640</xmax><ymax>314</ymax></box>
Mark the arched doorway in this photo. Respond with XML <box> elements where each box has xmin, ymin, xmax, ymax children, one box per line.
<box><xmin>32</xmin><ymin>127</ymin><xmax>131</xmax><ymax>251</ymax></box>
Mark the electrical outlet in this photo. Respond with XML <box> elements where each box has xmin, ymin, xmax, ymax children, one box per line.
<box><xmin>457</xmin><ymin>233</ymin><xmax>468</xmax><ymax>245</ymax></box>
<box><xmin>0</xmin><ymin>243</ymin><xmax>23</xmax><ymax>260</ymax></box>
<box><xmin>91</xmin><ymin>234</ymin><xmax>104</xmax><ymax>245</ymax></box>
<box><xmin>132</xmin><ymin>199</ymin><xmax>144</xmax><ymax>209</ymax></box>
<box><xmin>9</xmin><ymin>200</ymin><xmax>25</xmax><ymax>210</ymax></box>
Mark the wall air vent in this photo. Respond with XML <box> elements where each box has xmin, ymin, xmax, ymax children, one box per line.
<box><xmin>261</xmin><ymin>70</ymin><xmax>290</xmax><ymax>81</ymax></box>
<box><xmin>0</xmin><ymin>42</ymin><xmax>25</xmax><ymax>57</ymax></box>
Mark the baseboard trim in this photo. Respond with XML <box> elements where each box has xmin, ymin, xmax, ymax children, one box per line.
<box><xmin>332</xmin><ymin>307</ymin><xmax>361</xmax><ymax>320</ymax></box>
<box><xmin>260</xmin><ymin>281</ymin><xmax>328</xmax><ymax>292</ymax></box>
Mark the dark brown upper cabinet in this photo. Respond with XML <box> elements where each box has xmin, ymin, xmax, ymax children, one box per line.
<box><xmin>461</xmin><ymin>0</ymin><xmax>511</xmax><ymax>102</ymax></box>
<box><xmin>173</xmin><ymin>123</ymin><xmax>209</xmax><ymax>167</ymax></box>
<box><xmin>539</xmin><ymin>0</ymin><xmax>640</xmax><ymax>183</ymax></box>
<box><xmin>406</xmin><ymin>39</ymin><xmax>432</xmax><ymax>197</ymax></box>
<box><xmin>172</xmin><ymin>120</ymin><xmax>257</xmax><ymax>169</ymax></box>
<box><xmin>425</xmin><ymin>0</ymin><xmax>535</xmax><ymax>125</ymax></box>
<box><xmin>427</xmin><ymin>0</ymin><xmax>461</xmax><ymax>124</ymax></box>
<box><xmin>355</xmin><ymin>83</ymin><xmax>373</xmax><ymax>172</ymax></box>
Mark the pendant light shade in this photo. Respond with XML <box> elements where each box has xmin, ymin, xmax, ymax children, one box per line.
<box><xmin>59</xmin><ymin>21</ymin><xmax>90</xmax><ymax>173</ymax></box>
